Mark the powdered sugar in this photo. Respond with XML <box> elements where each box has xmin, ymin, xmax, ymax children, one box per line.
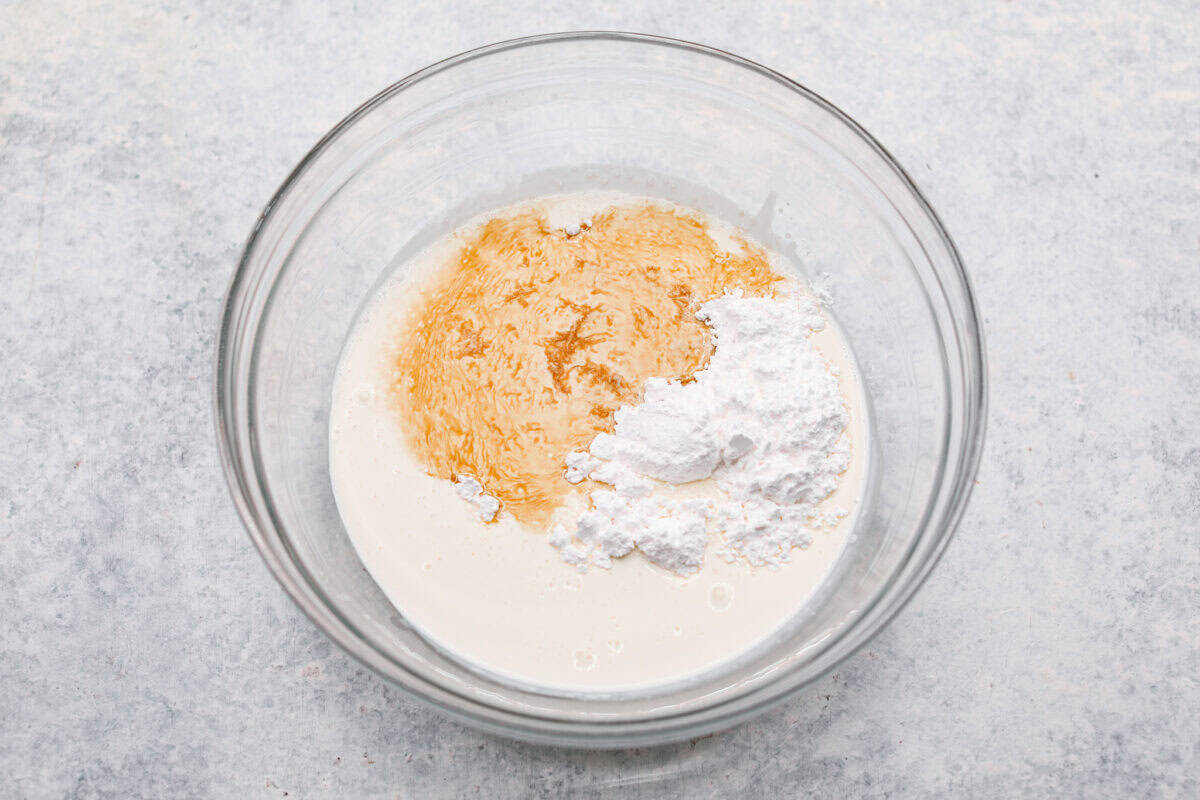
<box><xmin>454</xmin><ymin>476</ymin><xmax>500</xmax><ymax>522</ymax></box>
<box><xmin>548</xmin><ymin>290</ymin><xmax>850</xmax><ymax>575</ymax></box>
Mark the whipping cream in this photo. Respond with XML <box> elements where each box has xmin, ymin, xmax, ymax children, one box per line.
<box><xmin>329</xmin><ymin>194</ymin><xmax>869</xmax><ymax>692</ymax></box>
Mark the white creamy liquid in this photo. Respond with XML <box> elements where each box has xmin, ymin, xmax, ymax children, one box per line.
<box><xmin>329</xmin><ymin>194</ymin><xmax>869</xmax><ymax>693</ymax></box>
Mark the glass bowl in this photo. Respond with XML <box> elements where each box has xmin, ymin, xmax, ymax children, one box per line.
<box><xmin>215</xmin><ymin>32</ymin><xmax>986</xmax><ymax>747</ymax></box>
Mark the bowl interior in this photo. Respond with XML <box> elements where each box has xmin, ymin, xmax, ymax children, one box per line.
<box><xmin>221</xmin><ymin>33</ymin><xmax>982</xmax><ymax>746</ymax></box>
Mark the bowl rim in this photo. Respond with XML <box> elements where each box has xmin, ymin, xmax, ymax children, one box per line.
<box><xmin>214</xmin><ymin>30</ymin><xmax>988</xmax><ymax>747</ymax></box>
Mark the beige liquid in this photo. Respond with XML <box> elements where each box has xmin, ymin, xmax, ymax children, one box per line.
<box><xmin>329</xmin><ymin>194</ymin><xmax>868</xmax><ymax>692</ymax></box>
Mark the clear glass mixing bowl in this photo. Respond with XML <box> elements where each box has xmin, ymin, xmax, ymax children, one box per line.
<box><xmin>215</xmin><ymin>32</ymin><xmax>986</xmax><ymax>747</ymax></box>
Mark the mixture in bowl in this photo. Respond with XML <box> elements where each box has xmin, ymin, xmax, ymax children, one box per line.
<box><xmin>329</xmin><ymin>194</ymin><xmax>868</xmax><ymax>692</ymax></box>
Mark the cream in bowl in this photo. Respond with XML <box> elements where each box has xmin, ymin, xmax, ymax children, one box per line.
<box><xmin>329</xmin><ymin>193</ymin><xmax>869</xmax><ymax>692</ymax></box>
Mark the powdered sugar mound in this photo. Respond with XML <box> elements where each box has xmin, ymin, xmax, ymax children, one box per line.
<box><xmin>549</xmin><ymin>457</ymin><xmax>709</xmax><ymax>573</ymax></box>
<box><xmin>551</xmin><ymin>290</ymin><xmax>850</xmax><ymax>574</ymax></box>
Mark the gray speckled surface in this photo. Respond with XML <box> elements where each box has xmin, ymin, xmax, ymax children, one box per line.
<box><xmin>2</xmin><ymin>1</ymin><xmax>1198</xmax><ymax>797</ymax></box>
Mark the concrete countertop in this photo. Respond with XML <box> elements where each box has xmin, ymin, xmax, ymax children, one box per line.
<box><xmin>2</xmin><ymin>1</ymin><xmax>1197</xmax><ymax>796</ymax></box>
